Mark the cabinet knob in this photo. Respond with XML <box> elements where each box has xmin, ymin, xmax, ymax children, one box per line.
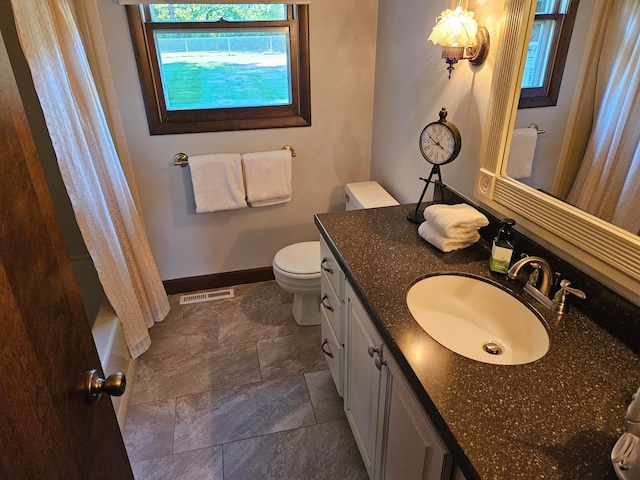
<box><xmin>367</xmin><ymin>344</ymin><xmax>380</xmax><ymax>358</ymax></box>
<box><xmin>374</xmin><ymin>355</ymin><xmax>387</xmax><ymax>371</ymax></box>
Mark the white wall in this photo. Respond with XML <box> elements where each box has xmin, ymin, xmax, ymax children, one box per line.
<box><xmin>96</xmin><ymin>0</ymin><xmax>378</xmax><ymax>281</ymax></box>
<box><xmin>370</xmin><ymin>0</ymin><xmax>507</xmax><ymax>203</ymax></box>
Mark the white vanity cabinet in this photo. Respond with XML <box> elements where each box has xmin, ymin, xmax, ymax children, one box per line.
<box><xmin>345</xmin><ymin>281</ymin><xmax>384</xmax><ymax>477</ymax></box>
<box><xmin>345</xmin><ymin>281</ymin><xmax>452</xmax><ymax>480</ymax></box>
<box><xmin>320</xmin><ymin>237</ymin><xmax>345</xmax><ymax>396</ymax></box>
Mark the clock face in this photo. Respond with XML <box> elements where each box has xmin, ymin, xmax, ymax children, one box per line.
<box><xmin>419</xmin><ymin>121</ymin><xmax>461</xmax><ymax>165</ymax></box>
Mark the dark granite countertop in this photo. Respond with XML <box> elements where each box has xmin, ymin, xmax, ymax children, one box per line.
<box><xmin>315</xmin><ymin>203</ymin><xmax>640</xmax><ymax>480</ymax></box>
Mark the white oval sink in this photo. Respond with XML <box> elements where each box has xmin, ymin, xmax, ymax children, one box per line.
<box><xmin>406</xmin><ymin>274</ymin><xmax>549</xmax><ymax>365</ymax></box>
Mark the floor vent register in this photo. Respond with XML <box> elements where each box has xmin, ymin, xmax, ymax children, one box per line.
<box><xmin>179</xmin><ymin>289</ymin><xmax>235</xmax><ymax>305</ymax></box>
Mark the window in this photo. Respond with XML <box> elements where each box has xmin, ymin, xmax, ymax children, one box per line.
<box><xmin>519</xmin><ymin>0</ymin><xmax>579</xmax><ymax>109</ymax></box>
<box><xmin>126</xmin><ymin>4</ymin><xmax>310</xmax><ymax>134</ymax></box>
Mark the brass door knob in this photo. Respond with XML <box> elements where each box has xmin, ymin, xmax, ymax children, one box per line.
<box><xmin>84</xmin><ymin>369</ymin><xmax>126</xmax><ymax>405</ymax></box>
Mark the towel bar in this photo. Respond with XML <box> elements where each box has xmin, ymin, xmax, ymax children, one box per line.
<box><xmin>528</xmin><ymin>124</ymin><xmax>545</xmax><ymax>135</ymax></box>
<box><xmin>173</xmin><ymin>145</ymin><xmax>297</xmax><ymax>167</ymax></box>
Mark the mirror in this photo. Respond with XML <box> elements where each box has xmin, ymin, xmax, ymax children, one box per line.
<box><xmin>474</xmin><ymin>0</ymin><xmax>640</xmax><ymax>305</ymax></box>
<box><xmin>511</xmin><ymin>1</ymin><xmax>640</xmax><ymax>237</ymax></box>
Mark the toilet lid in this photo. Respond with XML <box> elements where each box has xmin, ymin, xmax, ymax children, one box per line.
<box><xmin>274</xmin><ymin>241</ymin><xmax>321</xmax><ymax>275</ymax></box>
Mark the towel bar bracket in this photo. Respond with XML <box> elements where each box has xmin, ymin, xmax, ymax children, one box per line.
<box><xmin>173</xmin><ymin>145</ymin><xmax>296</xmax><ymax>167</ymax></box>
<box><xmin>528</xmin><ymin>123</ymin><xmax>545</xmax><ymax>135</ymax></box>
<box><xmin>173</xmin><ymin>152</ymin><xmax>189</xmax><ymax>168</ymax></box>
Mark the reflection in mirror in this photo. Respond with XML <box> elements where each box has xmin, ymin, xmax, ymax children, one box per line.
<box><xmin>476</xmin><ymin>0</ymin><xmax>640</xmax><ymax>304</ymax></box>
<box><xmin>509</xmin><ymin>0</ymin><xmax>640</xmax><ymax>235</ymax></box>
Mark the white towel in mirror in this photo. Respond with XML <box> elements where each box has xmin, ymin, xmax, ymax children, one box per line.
<box><xmin>507</xmin><ymin>128</ymin><xmax>538</xmax><ymax>179</ymax></box>
<box><xmin>242</xmin><ymin>149</ymin><xmax>292</xmax><ymax>207</ymax></box>
<box><xmin>188</xmin><ymin>153</ymin><xmax>247</xmax><ymax>213</ymax></box>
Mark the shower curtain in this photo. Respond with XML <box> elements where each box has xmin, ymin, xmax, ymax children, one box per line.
<box><xmin>566</xmin><ymin>0</ymin><xmax>640</xmax><ymax>234</ymax></box>
<box><xmin>10</xmin><ymin>0</ymin><xmax>170</xmax><ymax>359</ymax></box>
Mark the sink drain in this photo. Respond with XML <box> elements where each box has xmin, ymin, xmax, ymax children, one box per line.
<box><xmin>483</xmin><ymin>342</ymin><xmax>502</xmax><ymax>355</ymax></box>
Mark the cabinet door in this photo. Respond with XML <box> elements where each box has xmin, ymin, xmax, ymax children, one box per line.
<box><xmin>345</xmin><ymin>284</ymin><xmax>383</xmax><ymax>479</ymax></box>
<box><xmin>378</xmin><ymin>354</ymin><xmax>452</xmax><ymax>480</ymax></box>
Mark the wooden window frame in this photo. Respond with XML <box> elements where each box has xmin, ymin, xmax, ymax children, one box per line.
<box><xmin>519</xmin><ymin>0</ymin><xmax>579</xmax><ymax>109</ymax></box>
<box><xmin>126</xmin><ymin>5</ymin><xmax>311</xmax><ymax>135</ymax></box>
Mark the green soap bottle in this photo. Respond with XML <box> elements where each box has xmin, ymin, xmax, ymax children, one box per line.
<box><xmin>490</xmin><ymin>219</ymin><xmax>516</xmax><ymax>274</ymax></box>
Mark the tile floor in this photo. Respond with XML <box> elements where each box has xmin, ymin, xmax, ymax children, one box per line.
<box><xmin>123</xmin><ymin>281</ymin><xmax>368</xmax><ymax>480</ymax></box>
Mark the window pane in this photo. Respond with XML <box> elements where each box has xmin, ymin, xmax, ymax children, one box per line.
<box><xmin>149</xmin><ymin>4</ymin><xmax>287</xmax><ymax>22</ymax></box>
<box><xmin>535</xmin><ymin>0</ymin><xmax>560</xmax><ymax>14</ymax></box>
<box><xmin>155</xmin><ymin>29</ymin><xmax>292</xmax><ymax>110</ymax></box>
<box><xmin>535</xmin><ymin>0</ymin><xmax>570</xmax><ymax>15</ymax></box>
<box><xmin>522</xmin><ymin>19</ymin><xmax>555</xmax><ymax>89</ymax></box>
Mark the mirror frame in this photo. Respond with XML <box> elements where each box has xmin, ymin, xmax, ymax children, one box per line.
<box><xmin>474</xmin><ymin>0</ymin><xmax>640</xmax><ymax>305</ymax></box>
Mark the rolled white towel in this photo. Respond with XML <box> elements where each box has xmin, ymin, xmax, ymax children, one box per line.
<box><xmin>423</xmin><ymin>203</ymin><xmax>489</xmax><ymax>238</ymax></box>
<box><xmin>418</xmin><ymin>221</ymin><xmax>480</xmax><ymax>253</ymax></box>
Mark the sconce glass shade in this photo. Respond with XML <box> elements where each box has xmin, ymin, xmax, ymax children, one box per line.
<box><xmin>428</xmin><ymin>6</ymin><xmax>488</xmax><ymax>78</ymax></box>
<box><xmin>428</xmin><ymin>6</ymin><xmax>478</xmax><ymax>47</ymax></box>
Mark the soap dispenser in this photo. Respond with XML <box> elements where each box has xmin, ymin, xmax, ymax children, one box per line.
<box><xmin>490</xmin><ymin>219</ymin><xmax>516</xmax><ymax>274</ymax></box>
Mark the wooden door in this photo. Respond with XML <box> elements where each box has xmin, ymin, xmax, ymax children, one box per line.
<box><xmin>0</xmin><ymin>26</ymin><xmax>134</xmax><ymax>479</ymax></box>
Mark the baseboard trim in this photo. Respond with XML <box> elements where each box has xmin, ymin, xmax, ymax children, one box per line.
<box><xmin>163</xmin><ymin>267</ymin><xmax>275</xmax><ymax>295</ymax></box>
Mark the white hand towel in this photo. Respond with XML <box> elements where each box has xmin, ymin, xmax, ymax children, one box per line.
<box><xmin>242</xmin><ymin>149</ymin><xmax>292</xmax><ymax>207</ymax></box>
<box><xmin>188</xmin><ymin>154</ymin><xmax>247</xmax><ymax>213</ymax></box>
<box><xmin>506</xmin><ymin>127</ymin><xmax>538</xmax><ymax>179</ymax></box>
<box><xmin>423</xmin><ymin>204</ymin><xmax>489</xmax><ymax>238</ymax></box>
<box><xmin>418</xmin><ymin>221</ymin><xmax>480</xmax><ymax>252</ymax></box>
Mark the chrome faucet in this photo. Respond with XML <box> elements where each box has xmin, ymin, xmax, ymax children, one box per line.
<box><xmin>507</xmin><ymin>255</ymin><xmax>586</xmax><ymax>313</ymax></box>
<box><xmin>507</xmin><ymin>255</ymin><xmax>554</xmax><ymax>296</ymax></box>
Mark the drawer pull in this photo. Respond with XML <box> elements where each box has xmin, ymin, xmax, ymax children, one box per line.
<box><xmin>367</xmin><ymin>344</ymin><xmax>380</xmax><ymax>358</ymax></box>
<box><xmin>321</xmin><ymin>258</ymin><xmax>334</xmax><ymax>274</ymax></box>
<box><xmin>322</xmin><ymin>338</ymin><xmax>334</xmax><ymax>358</ymax></box>
<box><xmin>321</xmin><ymin>294</ymin><xmax>334</xmax><ymax>312</ymax></box>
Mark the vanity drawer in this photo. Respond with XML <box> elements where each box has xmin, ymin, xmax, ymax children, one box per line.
<box><xmin>320</xmin><ymin>237</ymin><xmax>344</xmax><ymax>302</ymax></box>
<box><xmin>321</xmin><ymin>308</ymin><xmax>344</xmax><ymax>397</ymax></box>
<box><xmin>321</xmin><ymin>271</ymin><xmax>343</xmax><ymax>343</ymax></box>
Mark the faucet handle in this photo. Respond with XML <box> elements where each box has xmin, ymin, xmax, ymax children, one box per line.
<box><xmin>526</xmin><ymin>263</ymin><xmax>540</xmax><ymax>286</ymax></box>
<box><xmin>552</xmin><ymin>279</ymin><xmax>586</xmax><ymax>314</ymax></box>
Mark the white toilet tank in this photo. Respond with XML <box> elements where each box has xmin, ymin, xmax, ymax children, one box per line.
<box><xmin>345</xmin><ymin>181</ymin><xmax>399</xmax><ymax>210</ymax></box>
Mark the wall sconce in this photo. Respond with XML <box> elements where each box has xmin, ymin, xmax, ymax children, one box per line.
<box><xmin>428</xmin><ymin>2</ymin><xmax>490</xmax><ymax>79</ymax></box>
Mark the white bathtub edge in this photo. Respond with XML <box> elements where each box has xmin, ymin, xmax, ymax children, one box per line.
<box><xmin>91</xmin><ymin>297</ymin><xmax>136</xmax><ymax>432</ymax></box>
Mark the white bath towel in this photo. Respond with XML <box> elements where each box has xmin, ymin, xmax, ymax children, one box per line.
<box><xmin>242</xmin><ymin>149</ymin><xmax>292</xmax><ymax>207</ymax></box>
<box><xmin>418</xmin><ymin>221</ymin><xmax>480</xmax><ymax>252</ymax></box>
<box><xmin>506</xmin><ymin>127</ymin><xmax>538</xmax><ymax>179</ymax></box>
<box><xmin>189</xmin><ymin>154</ymin><xmax>247</xmax><ymax>213</ymax></box>
<box><xmin>423</xmin><ymin>204</ymin><xmax>489</xmax><ymax>238</ymax></box>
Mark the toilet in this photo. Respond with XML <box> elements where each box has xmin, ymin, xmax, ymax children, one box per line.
<box><xmin>272</xmin><ymin>181</ymin><xmax>399</xmax><ymax>325</ymax></box>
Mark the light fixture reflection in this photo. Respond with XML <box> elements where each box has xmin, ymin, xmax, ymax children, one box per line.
<box><xmin>428</xmin><ymin>4</ymin><xmax>490</xmax><ymax>79</ymax></box>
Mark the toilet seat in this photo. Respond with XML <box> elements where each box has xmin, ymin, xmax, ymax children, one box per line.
<box><xmin>273</xmin><ymin>241</ymin><xmax>320</xmax><ymax>276</ymax></box>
